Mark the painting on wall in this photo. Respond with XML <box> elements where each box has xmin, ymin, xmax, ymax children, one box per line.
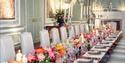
<box><xmin>0</xmin><ymin>0</ymin><xmax>15</xmax><ymax>19</ymax></box>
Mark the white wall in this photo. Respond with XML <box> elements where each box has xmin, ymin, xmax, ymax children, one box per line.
<box><xmin>21</xmin><ymin>0</ymin><xmax>45</xmax><ymax>43</ymax></box>
<box><xmin>0</xmin><ymin>0</ymin><xmax>45</xmax><ymax>44</ymax></box>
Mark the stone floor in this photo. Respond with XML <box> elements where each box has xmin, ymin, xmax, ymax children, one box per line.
<box><xmin>107</xmin><ymin>37</ymin><xmax>125</xmax><ymax>63</ymax></box>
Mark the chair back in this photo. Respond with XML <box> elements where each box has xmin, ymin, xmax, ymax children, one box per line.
<box><xmin>50</xmin><ymin>28</ymin><xmax>61</xmax><ymax>44</ymax></box>
<box><xmin>68</xmin><ymin>25</ymin><xmax>75</xmax><ymax>38</ymax></box>
<box><xmin>60</xmin><ymin>26</ymin><xmax>67</xmax><ymax>42</ymax></box>
<box><xmin>80</xmin><ymin>24</ymin><xmax>85</xmax><ymax>33</ymax></box>
<box><xmin>0</xmin><ymin>35</ymin><xmax>15</xmax><ymax>62</ymax></box>
<box><xmin>21</xmin><ymin>32</ymin><xmax>34</xmax><ymax>55</ymax></box>
<box><xmin>40</xmin><ymin>29</ymin><xmax>50</xmax><ymax>48</ymax></box>
<box><xmin>84</xmin><ymin>24</ymin><xmax>89</xmax><ymax>33</ymax></box>
<box><xmin>110</xmin><ymin>22</ymin><xmax>117</xmax><ymax>32</ymax></box>
<box><xmin>74</xmin><ymin>24</ymin><xmax>80</xmax><ymax>35</ymax></box>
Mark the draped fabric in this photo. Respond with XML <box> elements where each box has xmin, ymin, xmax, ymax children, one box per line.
<box><xmin>60</xmin><ymin>26</ymin><xmax>68</xmax><ymax>42</ymax></box>
<box><xmin>74</xmin><ymin>25</ymin><xmax>80</xmax><ymax>35</ymax></box>
<box><xmin>95</xmin><ymin>19</ymin><xmax>101</xmax><ymax>28</ymax></box>
<box><xmin>84</xmin><ymin>24</ymin><xmax>89</xmax><ymax>33</ymax></box>
<box><xmin>68</xmin><ymin>25</ymin><xmax>75</xmax><ymax>38</ymax></box>
<box><xmin>20</xmin><ymin>32</ymin><xmax>34</xmax><ymax>55</ymax></box>
<box><xmin>0</xmin><ymin>35</ymin><xmax>15</xmax><ymax>62</ymax></box>
<box><xmin>110</xmin><ymin>22</ymin><xmax>117</xmax><ymax>32</ymax></box>
<box><xmin>80</xmin><ymin>24</ymin><xmax>85</xmax><ymax>33</ymax></box>
<box><xmin>40</xmin><ymin>29</ymin><xmax>50</xmax><ymax>48</ymax></box>
<box><xmin>50</xmin><ymin>28</ymin><xmax>61</xmax><ymax>44</ymax></box>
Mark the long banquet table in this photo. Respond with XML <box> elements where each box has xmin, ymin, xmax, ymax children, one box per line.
<box><xmin>73</xmin><ymin>31</ymin><xmax>122</xmax><ymax>63</ymax></box>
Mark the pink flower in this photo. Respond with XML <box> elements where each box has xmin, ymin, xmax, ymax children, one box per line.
<box><xmin>92</xmin><ymin>41</ymin><xmax>97</xmax><ymax>46</ymax></box>
<box><xmin>46</xmin><ymin>48</ymin><xmax>55</xmax><ymax>58</ymax></box>
<box><xmin>37</xmin><ymin>54</ymin><xmax>45</xmax><ymax>61</ymax></box>
<box><xmin>84</xmin><ymin>33</ymin><xmax>93</xmax><ymax>40</ymax></box>
<box><xmin>27</xmin><ymin>53</ymin><xmax>36</xmax><ymax>62</ymax></box>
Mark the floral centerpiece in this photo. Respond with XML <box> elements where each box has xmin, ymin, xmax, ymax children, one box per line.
<box><xmin>54</xmin><ymin>10</ymin><xmax>68</xmax><ymax>26</ymax></box>
<box><xmin>84</xmin><ymin>33</ymin><xmax>93</xmax><ymax>51</ymax></box>
<box><xmin>27</xmin><ymin>47</ymin><xmax>55</xmax><ymax>63</ymax></box>
<box><xmin>54</xmin><ymin>43</ymin><xmax>67</xmax><ymax>63</ymax></box>
<box><xmin>54</xmin><ymin>43</ymin><xmax>66</xmax><ymax>57</ymax></box>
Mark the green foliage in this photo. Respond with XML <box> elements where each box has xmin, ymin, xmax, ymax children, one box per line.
<box><xmin>55</xmin><ymin>9</ymin><xmax>64</xmax><ymax>19</ymax></box>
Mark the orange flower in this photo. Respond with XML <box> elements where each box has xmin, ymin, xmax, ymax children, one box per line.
<box><xmin>8</xmin><ymin>60</ymin><xmax>20</xmax><ymax>63</ymax></box>
<box><xmin>35</xmin><ymin>47</ymin><xmax>45</xmax><ymax>54</ymax></box>
<box><xmin>55</xmin><ymin>43</ymin><xmax>64</xmax><ymax>50</ymax></box>
<box><xmin>55</xmin><ymin>43</ymin><xmax>66</xmax><ymax>56</ymax></box>
<box><xmin>58</xmin><ymin>49</ymin><xmax>65</xmax><ymax>56</ymax></box>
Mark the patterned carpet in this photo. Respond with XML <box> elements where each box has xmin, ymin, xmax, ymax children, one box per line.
<box><xmin>107</xmin><ymin>38</ymin><xmax>125</xmax><ymax>63</ymax></box>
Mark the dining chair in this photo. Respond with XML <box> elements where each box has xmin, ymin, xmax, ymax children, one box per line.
<box><xmin>74</xmin><ymin>24</ymin><xmax>80</xmax><ymax>35</ymax></box>
<box><xmin>68</xmin><ymin>25</ymin><xmax>75</xmax><ymax>38</ymax></box>
<box><xmin>110</xmin><ymin>22</ymin><xmax>117</xmax><ymax>32</ymax></box>
<box><xmin>60</xmin><ymin>26</ymin><xmax>68</xmax><ymax>42</ymax></box>
<box><xmin>84</xmin><ymin>24</ymin><xmax>89</xmax><ymax>33</ymax></box>
<box><xmin>20</xmin><ymin>32</ymin><xmax>34</xmax><ymax>55</ymax></box>
<box><xmin>50</xmin><ymin>28</ymin><xmax>61</xmax><ymax>44</ymax></box>
<box><xmin>80</xmin><ymin>24</ymin><xmax>85</xmax><ymax>33</ymax></box>
<box><xmin>40</xmin><ymin>29</ymin><xmax>50</xmax><ymax>48</ymax></box>
<box><xmin>0</xmin><ymin>35</ymin><xmax>15</xmax><ymax>62</ymax></box>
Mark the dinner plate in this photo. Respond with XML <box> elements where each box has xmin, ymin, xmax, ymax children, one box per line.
<box><xmin>74</xmin><ymin>58</ymin><xmax>93</xmax><ymax>63</ymax></box>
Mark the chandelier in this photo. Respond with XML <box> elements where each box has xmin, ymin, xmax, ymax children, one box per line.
<box><xmin>77</xmin><ymin>0</ymin><xmax>84</xmax><ymax>4</ymax></box>
<box><xmin>92</xmin><ymin>0</ymin><xmax>103</xmax><ymax>12</ymax></box>
<box><xmin>49</xmin><ymin>0</ymin><xmax>76</xmax><ymax>14</ymax></box>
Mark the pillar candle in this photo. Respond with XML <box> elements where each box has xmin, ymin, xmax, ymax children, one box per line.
<box><xmin>68</xmin><ymin>7</ymin><xmax>71</xmax><ymax>21</ymax></box>
<box><xmin>64</xmin><ymin>8</ymin><xmax>67</xmax><ymax>23</ymax></box>
<box><xmin>80</xmin><ymin>3</ymin><xmax>83</xmax><ymax>20</ymax></box>
<box><xmin>71</xmin><ymin>5</ymin><xmax>73</xmax><ymax>17</ymax></box>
